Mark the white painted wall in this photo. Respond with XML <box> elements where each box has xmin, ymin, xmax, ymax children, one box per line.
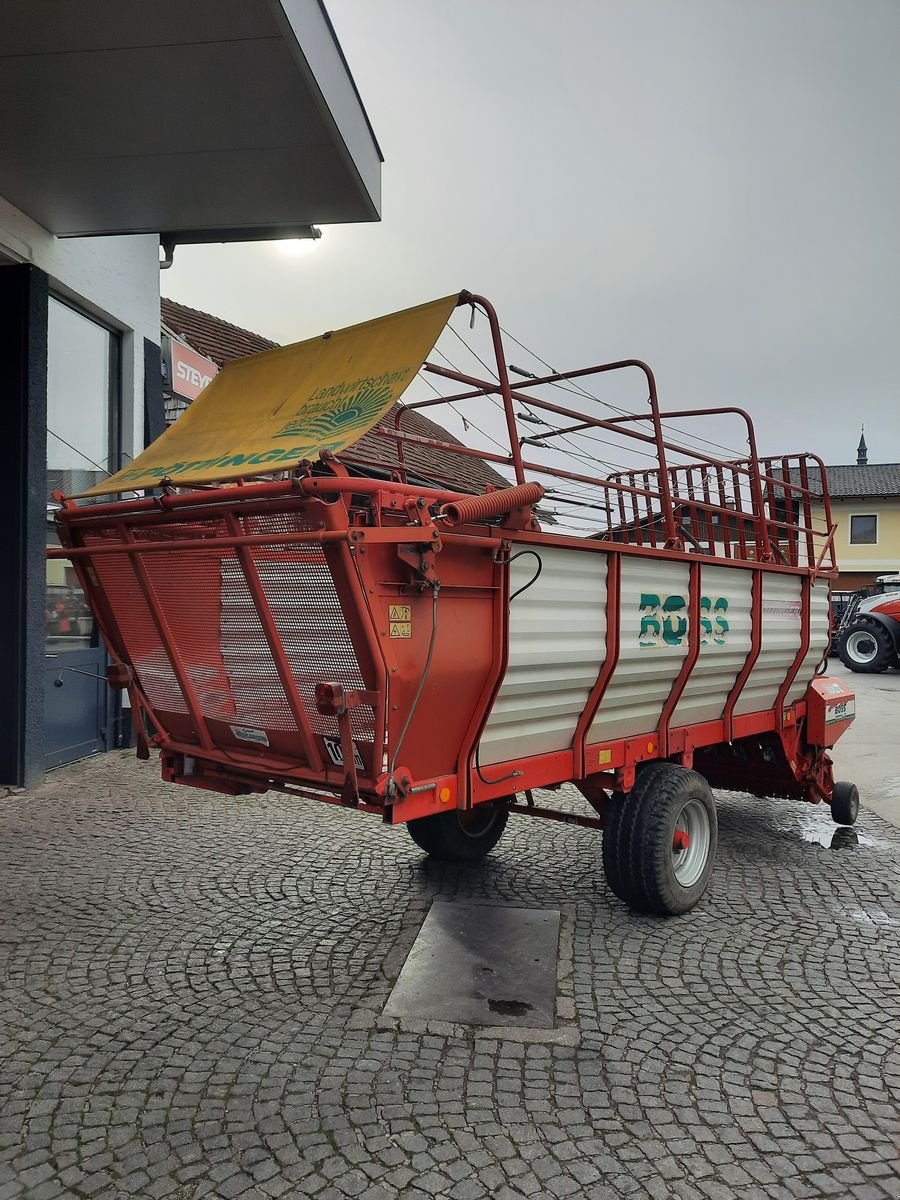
<box><xmin>0</xmin><ymin>194</ymin><xmax>160</xmax><ymax>460</ymax></box>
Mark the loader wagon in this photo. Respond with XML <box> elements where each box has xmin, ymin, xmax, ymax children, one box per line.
<box><xmin>50</xmin><ymin>291</ymin><xmax>859</xmax><ymax>915</ymax></box>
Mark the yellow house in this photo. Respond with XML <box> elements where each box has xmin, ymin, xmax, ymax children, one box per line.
<box><xmin>809</xmin><ymin>434</ymin><xmax>900</xmax><ymax>589</ymax></box>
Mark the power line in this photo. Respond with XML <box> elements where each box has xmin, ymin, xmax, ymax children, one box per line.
<box><xmin>498</xmin><ymin>322</ymin><xmax>747</xmax><ymax>460</ymax></box>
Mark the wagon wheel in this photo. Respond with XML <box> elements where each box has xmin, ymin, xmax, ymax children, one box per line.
<box><xmin>602</xmin><ymin>763</ymin><xmax>717</xmax><ymax>916</ymax></box>
<box><xmin>830</xmin><ymin>780</ymin><xmax>860</xmax><ymax>827</ymax></box>
<box><xmin>407</xmin><ymin>801</ymin><xmax>510</xmax><ymax>862</ymax></box>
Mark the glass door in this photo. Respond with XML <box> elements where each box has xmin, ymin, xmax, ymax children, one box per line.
<box><xmin>44</xmin><ymin>298</ymin><xmax>119</xmax><ymax>768</ymax></box>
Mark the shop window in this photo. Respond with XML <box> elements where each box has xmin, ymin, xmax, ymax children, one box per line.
<box><xmin>46</xmin><ymin>298</ymin><xmax>118</xmax><ymax>653</ymax></box>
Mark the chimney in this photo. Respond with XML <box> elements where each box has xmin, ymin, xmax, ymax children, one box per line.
<box><xmin>857</xmin><ymin>425</ymin><xmax>868</xmax><ymax>466</ymax></box>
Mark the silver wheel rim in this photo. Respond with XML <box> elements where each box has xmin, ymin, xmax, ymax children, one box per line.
<box><xmin>846</xmin><ymin>629</ymin><xmax>878</xmax><ymax>664</ymax></box>
<box><xmin>672</xmin><ymin>798</ymin><xmax>711</xmax><ymax>887</ymax></box>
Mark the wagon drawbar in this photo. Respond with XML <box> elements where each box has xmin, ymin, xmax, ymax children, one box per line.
<box><xmin>50</xmin><ymin>290</ymin><xmax>859</xmax><ymax>915</ymax></box>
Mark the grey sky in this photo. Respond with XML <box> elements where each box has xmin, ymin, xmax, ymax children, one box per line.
<box><xmin>164</xmin><ymin>0</ymin><xmax>900</xmax><ymax>470</ymax></box>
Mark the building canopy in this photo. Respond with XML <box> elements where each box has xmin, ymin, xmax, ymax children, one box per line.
<box><xmin>1</xmin><ymin>0</ymin><xmax>381</xmax><ymax>240</ymax></box>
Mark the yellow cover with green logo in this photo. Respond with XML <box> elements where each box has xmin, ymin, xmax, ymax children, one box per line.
<box><xmin>79</xmin><ymin>293</ymin><xmax>460</xmax><ymax>496</ymax></box>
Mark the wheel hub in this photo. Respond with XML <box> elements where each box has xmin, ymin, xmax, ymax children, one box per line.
<box><xmin>846</xmin><ymin>629</ymin><xmax>877</xmax><ymax>663</ymax></box>
<box><xmin>671</xmin><ymin>798</ymin><xmax>711</xmax><ymax>887</ymax></box>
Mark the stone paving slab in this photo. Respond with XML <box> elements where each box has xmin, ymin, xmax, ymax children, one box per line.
<box><xmin>382</xmin><ymin>902</ymin><xmax>560</xmax><ymax>1029</ymax></box>
<box><xmin>1</xmin><ymin>750</ymin><xmax>898</xmax><ymax>1199</ymax></box>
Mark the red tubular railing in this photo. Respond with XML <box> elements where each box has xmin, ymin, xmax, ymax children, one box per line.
<box><xmin>57</xmin><ymin>298</ymin><xmax>837</xmax><ymax>580</ymax></box>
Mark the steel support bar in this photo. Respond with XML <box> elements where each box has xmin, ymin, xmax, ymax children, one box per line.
<box><xmin>115</xmin><ymin>522</ymin><xmax>215</xmax><ymax>751</ymax></box>
<box><xmin>222</xmin><ymin>512</ymin><xmax>324</xmax><ymax>773</ymax></box>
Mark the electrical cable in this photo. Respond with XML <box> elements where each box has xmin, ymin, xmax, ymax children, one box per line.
<box><xmin>388</xmin><ymin>583</ymin><xmax>439</xmax><ymax>795</ymax></box>
<box><xmin>47</xmin><ymin>430</ymin><xmax>139</xmax><ymax>498</ymax></box>
<box><xmin>498</xmin><ymin>322</ymin><xmax>747</xmax><ymax>460</ymax></box>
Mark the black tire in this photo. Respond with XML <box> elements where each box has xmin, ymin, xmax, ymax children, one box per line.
<box><xmin>602</xmin><ymin>762</ymin><xmax>670</xmax><ymax>907</ymax></box>
<box><xmin>603</xmin><ymin>763</ymin><xmax>717</xmax><ymax>916</ymax></box>
<box><xmin>830</xmin><ymin>780</ymin><xmax>860</xmax><ymax>826</ymax></box>
<box><xmin>407</xmin><ymin>802</ymin><xmax>509</xmax><ymax>862</ymax></box>
<box><xmin>838</xmin><ymin>621</ymin><xmax>894</xmax><ymax>673</ymax></box>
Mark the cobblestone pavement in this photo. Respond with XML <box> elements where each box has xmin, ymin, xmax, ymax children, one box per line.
<box><xmin>1</xmin><ymin>752</ymin><xmax>899</xmax><ymax>1200</ymax></box>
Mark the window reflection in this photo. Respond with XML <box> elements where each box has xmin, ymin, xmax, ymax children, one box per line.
<box><xmin>45</xmin><ymin>299</ymin><xmax>117</xmax><ymax>655</ymax></box>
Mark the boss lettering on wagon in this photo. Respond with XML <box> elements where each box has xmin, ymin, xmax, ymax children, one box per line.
<box><xmin>639</xmin><ymin>594</ymin><xmax>730</xmax><ymax>648</ymax></box>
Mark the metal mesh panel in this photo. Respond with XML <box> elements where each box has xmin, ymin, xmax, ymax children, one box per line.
<box><xmin>82</xmin><ymin>527</ymin><xmax>189</xmax><ymax>715</ymax></box>
<box><xmin>248</xmin><ymin>549</ymin><xmax>374</xmax><ymax>742</ymax></box>
<box><xmin>216</xmin><ymin>558</ymin><xmax>299</xmax><ymax>732</ymax></box>
<box><xmin>246</xmin><ymin>509</ymin><xmax>323</xmax><ymax>537</ymax></box>
<box><xmin>80</xmin><ymin>510</ymin><xmax>373</xmax><ymax>748</ymax></box>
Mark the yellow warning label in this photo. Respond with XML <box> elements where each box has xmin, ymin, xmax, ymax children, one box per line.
<box><xmin>390</xmin><ymin>621</ymin><xmax>412</xmax><ymax>639</ymax></box>
<box><xmin>389</xmin><ymin>604</ymin><xmax>412</xmax><ymax>622</ymax></box>
<box><xmin>598</xmin><ymin>749</ymin><xmax>612</xmax><ymax>766</ymax></box>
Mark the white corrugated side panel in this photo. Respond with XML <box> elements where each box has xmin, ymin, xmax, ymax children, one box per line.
<box><xmin>588</xmin><ymin>559</ymin><xmax>690</xmax><ymax>744</ymax></box>
<box><xmin>671</xmin><ymin>565</ymin><xmax>753</xmax><ymax>728</ymax></box>
<box><xmin>477</xmin><ymin>546</ymin><xmax>608</xmax><ymax>767</ymax></box>
<box><xmin>732</xmin><ymin>574</ymin><xmax>802</xmax><ymax>716</ymax></box>
<box><xmin>786</xmin><ymin>582</ymin><xmax>830</xmax><ymax>704</ymax></box>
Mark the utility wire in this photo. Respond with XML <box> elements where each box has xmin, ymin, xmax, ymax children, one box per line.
<box><xmin>498</xmin><ymin>322</ymin><xmax>747</xmax><ymax>460</ymax></box>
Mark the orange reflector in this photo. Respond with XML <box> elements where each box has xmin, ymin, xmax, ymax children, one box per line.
<box><xmin>439</xmin><ymin>787</ymin><xmax>452</xmax><ymax>804</ymax></box>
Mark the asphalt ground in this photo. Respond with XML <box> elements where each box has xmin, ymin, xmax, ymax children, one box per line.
<box><xmin>825</xmin><ymin>658</ymin><xmax>900</xmax><ymax>828</ymax></box>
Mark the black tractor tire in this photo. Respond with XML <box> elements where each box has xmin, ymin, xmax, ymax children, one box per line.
<box><xmin>407</xmin><ymin>802</ymin><xmax>509</xmax><ymax>862</ymax></box>
<box><xmin>838</xmin><ymin>620</ymin><xmax>895</xmax><ymax>673</ymax></box>
<box><xmin>602</xmin><ymin>763</ymin><xmax>717</xmax><ymax>916</ymax></box>
<box><xmin>830</xmin><ymin>780</ymin><xmax>860</xmax><ymax>827</ymax></box>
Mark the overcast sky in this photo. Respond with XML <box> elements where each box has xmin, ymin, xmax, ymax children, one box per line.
<box><xmin>164</xmin><ymin>0</ymin><xmax>899</xmax><ymax>470</ymax></box>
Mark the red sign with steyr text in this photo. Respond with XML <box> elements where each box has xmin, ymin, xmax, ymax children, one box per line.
<box><xmin>169</xmin><ymin>339</ymin><xmax>219</xmax><ymax>401</ymax></box>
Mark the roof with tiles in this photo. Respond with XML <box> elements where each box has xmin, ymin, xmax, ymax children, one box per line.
<box><xmin>159</xmin><ymin>299</ymin><xmax>509</xmax><ymax>493</ymax></box>
<box><xmin>800</xmin><ymin>463</ymin><xmax>900</xmax><ymax>500</ymax></box>
<box><xmin>162</xmin><ymin>297</ymin><xmax>277</xmax><ymax>366</ymax></box>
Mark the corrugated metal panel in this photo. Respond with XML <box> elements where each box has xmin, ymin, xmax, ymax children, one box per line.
<box><xmin>478</xmin><ymin>547</ymin><xmax>607</xmax><ymax>766</ymax></box>
<box><xmin>672</xmin><ymin>564</ymin><xmax>753</xmax><ymax>728</ymax></box>
<box><xmin>786</xmin><ymin>582</ymin><xmax>830</xmax><ymax>704</ymax></box>
<box><xmin>589</xmin><ymin>559</ymin><xmax>690</xmax><ymax>743</ymax></box>
<box><xmin>733</xmin><ymin>574</ymin><xmax>802</xmax><ymax>716</ymax></box>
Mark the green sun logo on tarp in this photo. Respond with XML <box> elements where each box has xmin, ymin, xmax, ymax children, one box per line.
<box><xmin>274</xmin><ymin>383</ymin><xmax>393</xmax><ymax>441</ymax></box>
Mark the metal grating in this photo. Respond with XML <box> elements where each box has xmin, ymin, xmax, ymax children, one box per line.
<box><xmin>246</xmin><ymin>549</ymin><xmax>373</xmax><ymax>742</ymax></box>
<box><xmin>80</xmin><ymin>510</ymin><xmax>374</xmax><ymax>750</ymax></box>
<box><xmin>83</xmin><ymin>527</ymin><xmax>190</xmax><ymax>716</ymax></box>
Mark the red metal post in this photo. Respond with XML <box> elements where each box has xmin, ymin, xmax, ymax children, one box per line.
<box><xmin>115</xmin><ymin>522</ymin><xmax>216</xmax><ymax>751</ymax></box>
<box><xmin>657</xmin><ymin>560</ymin><xmax>702</xmax><ymax>757</ymax></box>
<box><xmin>222</xmin><ymin>512</ymin><xmax>324</xmax><ymax>773</ymax></box>
<box><xmin>465</xmin><ymin>294</ymin><xmax>526</xmax><ymax>484</ymax></box>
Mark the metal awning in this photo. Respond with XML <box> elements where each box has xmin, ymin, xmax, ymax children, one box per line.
<box><xmin>0</xmin><ymin>0</ymin><xmax>382</xmax><ymax>239</ymax></box>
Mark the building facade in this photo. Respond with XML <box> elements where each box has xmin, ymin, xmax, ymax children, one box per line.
<box><xmin>1</xmin><ymin>2</ymin><xmax>381</xmax><ymax>787</ymax></box>
<box><xmin>807</xmin><ymin>436</ymin><xmax>900</xmax><ymax>590</ymax></box>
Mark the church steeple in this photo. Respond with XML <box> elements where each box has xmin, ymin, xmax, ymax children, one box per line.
<box><xmin>857</xmin><ymin>425</ymin><xmax>868</xmax><ymax>466</ymax></box>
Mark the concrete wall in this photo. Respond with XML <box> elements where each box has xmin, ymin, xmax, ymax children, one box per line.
<box><xmin>0</xmin><ymin>194</ymin><xmax>160</xmax><ymax>461</ymax></box>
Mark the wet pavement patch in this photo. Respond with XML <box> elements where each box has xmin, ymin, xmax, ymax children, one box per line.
<box><xmin>383</xmin><ymin>901</ymin><xmax>560</xmax><ymax>1028</ymax></box>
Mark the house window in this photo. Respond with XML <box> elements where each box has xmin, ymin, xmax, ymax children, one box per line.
<box><xmin>849</xmin><ymin>514</ymin><xmax>878</xmax><ymax>545</ymax></box>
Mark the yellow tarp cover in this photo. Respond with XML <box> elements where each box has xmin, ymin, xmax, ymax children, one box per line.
<box><xmin>81</xmin><ymin>293</ymin><xmax>460</xmax><ymax>496</ymax></box>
